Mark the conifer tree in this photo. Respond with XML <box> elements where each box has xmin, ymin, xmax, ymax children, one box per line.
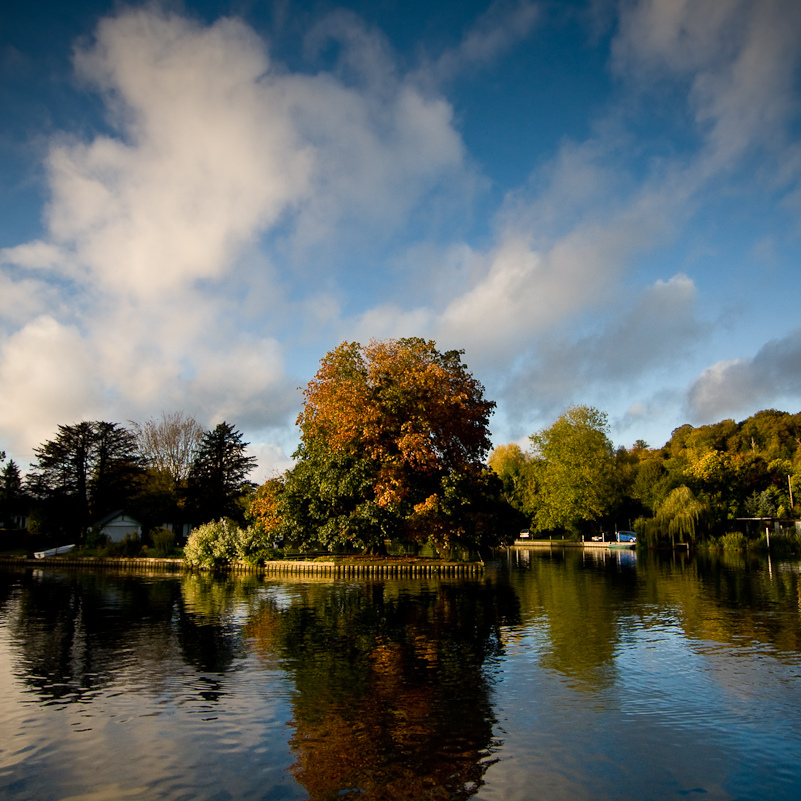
<box><xmin>186</xmin><ymin>422</ymin><xmax>257</xmax><ymax>524</ymax></box>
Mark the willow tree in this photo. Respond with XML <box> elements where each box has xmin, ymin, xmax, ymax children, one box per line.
<box><xmin>529</xmin><ymin>405</ymin><xmax>616</xmax><ymax>537</ymax></box>
<box><xmin>656</xmin><ymin>485</ymin><xmax>706</xmax><ymax>545</ymax></box>
<box><xmin>277</xmin><ymin>338</ymin><xmax>500</xmax><ymax>552</ymax></box>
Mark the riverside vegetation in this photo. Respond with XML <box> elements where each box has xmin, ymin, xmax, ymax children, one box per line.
<box><xmin>2</xmin><ymin>338</ymin><xmax>801</xmax><ymax>564</ymax></box>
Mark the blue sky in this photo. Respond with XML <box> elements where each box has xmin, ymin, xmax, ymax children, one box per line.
<box><xmin>1</xmin><ymin>0</ymin><xmax>800</xmax><ymax>480</ymax></box>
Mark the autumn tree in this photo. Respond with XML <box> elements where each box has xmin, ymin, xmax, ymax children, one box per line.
<box><xmin>248</xmin><ymin>477</ymin><xmax>284</xmax><ymax>537</ymax></box>
<box><xmin>277</xmin><ymin>338</ymin><xmax>499</xmax><ymax>552</ymax></box>
<box><xmin>26</xmin><ymin>422</ymin><xmax>141</xmax><ymax>539</ymax></box>
<box><xmin>529</xmin><ymin>405</ymin><xmax>617</xmax><ymax>537</ymax></box>
<box><xmin>186</xmin><ymin>422</ymin><xmax>257</xmax><ymax>525</ymax></box>
<box><xmin>487</xmin><ymin>442</ymin><xmax>538</xmax><ymax>528</ymax></box>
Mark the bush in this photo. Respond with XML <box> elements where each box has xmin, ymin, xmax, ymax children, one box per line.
<box><xmin>235</xmin><ymin>523</ymin><xmax>274</xmax><ymax>565</ymax></box>
<box><xmin>183</xmin><ymin>519</ymin><xmax>273</xmax><ymax>570</ymax></box>
<box><xmin>150</xmin><ymin>527</ymin><xmax>177</xmax><ymax>557</ymax></box>
<box><xmin>719</xmin><ymin>531</ymin><xmax>747</xmax><ymax>550</ymax></box>
<box><xmin>85</xmin><ymin>528</ymin><xmax>110</xmax><ymax>550</ymax></box>
<box><xmin>101</xmin><ymin>533</ymin><xmax>142</xmax><ymax>557</ymax></box>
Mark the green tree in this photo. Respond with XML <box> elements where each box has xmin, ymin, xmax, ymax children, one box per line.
<box><xmin>656</xmin><ymin>485</ymin><xmax>706</xmax><ymax>545</ymax></box>
<box><xmin>488</xmin><ymin>443</ymin><xmax>526</xmax><ymax>505</ymax></box>
<box><xmin>26</xmin><ymin>422</ymin><xmax>141</xmax><ymax>539</ymax></box>
<box><xmin>529</xmin><ymin>405</ymin><xmax>616</xmax><ymax>537</ymax></box>
<box><xmin>1</xmin><ymin>458</ymin><xmax>26</xmax><ymax>527</ymax></box>
<box><xmin>279</xmin><ymin>338</ymin><xmax>499</xmax><ymax>552</ymax></box>
<box><xmin>186</xmin><ymin>422</ymin><xmax>257</xmax><ymax>524</ymax></box>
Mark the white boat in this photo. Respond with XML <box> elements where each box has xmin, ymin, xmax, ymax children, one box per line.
<box><xmin>33</xmin><ymin>544</ymin><xmax>76</xmax><ymax>559</ymax></box>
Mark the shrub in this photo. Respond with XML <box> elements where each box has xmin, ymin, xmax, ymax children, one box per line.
<box><xmin>719</xmin><ymin>531</ymin><xmax>747</xmax><ymax>550</ymax></box>
<box><xmin>184</xmin><ymin>520</ymin><xmax>237</xmax><ymax>569</ymax></box>
<box><xmin>101</xmin><ymin>533</ymin><xmax>142</xmax><ymax>557</ymax></box>
<box><xmin>235</xmin><ymin>523</ymin><xmax>274</xmax><ymax>565</ymax></box>
<box><xmin>183</xmin><ymin>519</ymin><xmax>273</xmax><ymax>570</ymax></box>
<box><xmin>85</xmin><ymin>528</ymin><xmax>110</xmax><ymax>550</ymax></box>
<box><xmin>150</xmin><ymin>527</ymin><xmax>176</xmax><ymax>557</ymax></box>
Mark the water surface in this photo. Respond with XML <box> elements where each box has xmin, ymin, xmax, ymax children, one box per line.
<box><xmin>1</xmin><ymin>548</ymin><xmax>799</xmax><ymax>800</ymax></box>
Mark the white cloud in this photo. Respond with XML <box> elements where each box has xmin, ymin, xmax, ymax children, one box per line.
<box><xmin>613</xmin><ymin>0</ymin><xmax>801</xmax><ymax>166</ymax></box>
<box><xmin>0</xmin><ymin>5</ymin><xmax>475</xmax><ymax>466</ymax></box>
<box><xmin>281</xmin><ymin>68</ymin><xmax>468</xmax><ymax>262</ymax></box>
<box><xmin>47</xmin><ymin>7</ymin><xmax>313</xmax><ymax>298</ymax></box>
<box><xmin>435</xmin><ymin>175</ymin><xmax>685</xmax><ymax>364</ymax></box>
<box><xmin>0</xmin><ymin>240</ymin><xmax>67</xmax><ymax>271</ymax></box>
<box><xmin>493</xmin><ymin>272</ymin><xmax>704</xmax><ymax>415</ymax></box>
<box><xmin>248</xmin><ymin>441</ymin><xmax>295</xmax><ymax>484</ymax></box>
<box><xmin>0</xmin><ymin>317</ymin><xmax>100</xmax><ymax>454</ymax></box>
<box><xmin>687</xmin><ymin>329</ymin><xmax>801</xmax><ymax>422</ymax></box>
<box><xmin>0</xmin><ymin>274</ymin><xmax>62</xmax><ymax>327</ymax></box>
<box><xmin>424</xmin><ymin>0</ymin><xmax>540</xmax><ymax>84</ymax></box>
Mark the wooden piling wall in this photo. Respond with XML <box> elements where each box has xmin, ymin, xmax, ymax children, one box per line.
<box><xmin>0</xmin><ymin>555</ymin><xmax>483</xmax><ymax>577</ymax></box>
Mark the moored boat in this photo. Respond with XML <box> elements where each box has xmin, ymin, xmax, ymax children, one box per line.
<box><xmin>33</xmin><ymin>544</ymin><xmax>76</xmax><ymax>559</ymax></box>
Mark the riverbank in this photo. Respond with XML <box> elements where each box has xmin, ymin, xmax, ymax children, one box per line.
<box><xmin>0</xmin><ymin>554</ymin><xmax>484</xmax><ymax>576</ymax></box>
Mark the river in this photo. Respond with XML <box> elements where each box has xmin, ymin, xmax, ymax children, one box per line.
<box><xmin>1</xmin><ymin>547</ymin><xmax>800</xmax><ymax>800</ymax></box>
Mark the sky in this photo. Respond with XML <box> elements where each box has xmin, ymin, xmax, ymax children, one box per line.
<box><xmin>1</xmin><ymin>0</ymin><xmax>801</xmax><ymax>481</ymax></box>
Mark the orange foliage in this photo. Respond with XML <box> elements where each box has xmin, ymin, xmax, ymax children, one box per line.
<box><xmin>297</xmin><ymin>338</ymin><xmax>494</xmax><ymax>509</ymax></box>
<box><xmin>248</xmin><ymin>476</ymin><xmax>283</xmax><ymax>534</ymax></box>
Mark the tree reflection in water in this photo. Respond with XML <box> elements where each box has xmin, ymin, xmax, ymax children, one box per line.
<box><xmin>0</xmin><ymin>568</ymin><xmax>183</xmax><ymax>704</ymax></box>
<box><xmin>245</xmin><ymin>578</ymin><xmax>520</xmax><ymax>800</ymax></box>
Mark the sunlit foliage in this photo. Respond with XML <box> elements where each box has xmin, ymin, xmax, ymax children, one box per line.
<box><xmin>280</xmin><ymin>338</ymin><xmax>501</xmax><ymax>552</ymax></box>
<box><xmin>528</xmin><ymin>405</ymin><xmax>617</xmax><ymax>537</ymax></box>
<box><xmin>656</xmin><ymin>485</ymin><xmax>706</xmax><ymax>544</ymax></box>
<box><xmin>183</xmin><ymin>518</ymin><xmax>272</xmax><ymax>569</ymax></box>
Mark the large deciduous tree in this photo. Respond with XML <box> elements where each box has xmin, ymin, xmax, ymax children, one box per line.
<box><xmin>26</xmin><ymin>422</ymin><xmax>141</xmax><ymax>539</ymax></box>
<box><xmin>132</xmin><ymin>411</ymin><xmax>204</xmax><ymax>485</ymax></box>
<box><xmin>529</xmin><ymin>405</ymin><xmax>617</xmax><ymax>537</ymax></box>
<box><xmin>275</xmin><ymin>338</ymin><xmax>499</xmax><ymax>552</ymax></box>
<box><xmin>186</xmin><ymin>422</ymin><xmax>257</xmax><ymax>524</ymax></box>
<box><xmin>131</xmin><ymin>411</ymin><xmax>205</xmax><ymax>528</ymax></box>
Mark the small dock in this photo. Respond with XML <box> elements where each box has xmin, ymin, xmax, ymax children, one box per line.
<box><xmin>511</xmin><ymin>539</ymin><xmax>624</xmax><ymax>549</ymax></box>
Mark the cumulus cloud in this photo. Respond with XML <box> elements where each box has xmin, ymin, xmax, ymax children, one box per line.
<box><xmin>613</xmin><ymin>0</ymin><xmax>801</xmax><ymax>165</ymax></box>
<box><xmin>50</xmin><ymin>8</ymin><xmax>313</xmax><ymax>298</ymax></box>
<box><xmin>0</xmin><ymin>4</ymin><xmax>474</xmax><ymax>465</ymax></box>
<box><xmin>434</xmin><ymin>159</ymin><xmax>690</xmax><ymax>364</ymax></box>
<box><xmin>688</xmin><ymin>329</ymin><xmax>801</xmax><ymax>421</ymax></box>
<box><xmin>0</xmin><ymin>317</ymin><xmax>100</xmax><ymax>452</ymax></box>
<box><xmin>495</xmin><ymin>273</ymin><xmax>705</xmax><ymax>415</ymax></box>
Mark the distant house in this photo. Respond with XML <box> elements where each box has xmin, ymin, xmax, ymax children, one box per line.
<box><xmin>161</xmin><ymin>522</ymin><xmax>193</xmax><ymax>540</ymax></box>
<box><xmin>96</xmin><ymin>511</ymin><xmax>142</xmax><ymax>543</ymax></box>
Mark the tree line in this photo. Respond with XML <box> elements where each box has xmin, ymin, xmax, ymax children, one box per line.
<box><xmin>489</xmin><ymin>405</ymin><xmax>801</xmax><ymax>547</ymax></box>
<box><xmin>0</xmin><ymin>415</ymin><xmax>256</xmax><ymax>544</ymax></box>
<box><xmin>247</xmin><ymin>338</ymin><xmax>515</xmax><ymax>558</ymax></box>
<box><xmin>4</xmin><ymin>337</ymin><xmax>800</xmax><ymax>557</ymax></box>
